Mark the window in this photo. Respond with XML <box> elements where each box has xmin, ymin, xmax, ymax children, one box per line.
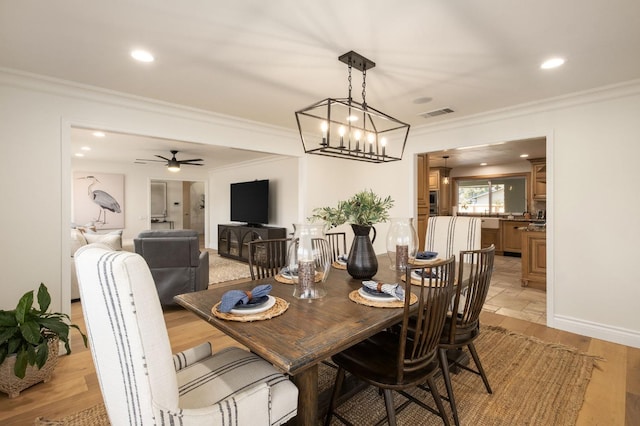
<box><xmin>457</xmin><ymin>176</ymin><xmax>527</xmax><ymax>214</ymax></box>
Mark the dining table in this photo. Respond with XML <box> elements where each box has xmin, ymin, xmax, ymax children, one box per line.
<box><xmin>174</xmin><ymin>254</ymin><xmax>423</xmax><ymax>426</ymax></box>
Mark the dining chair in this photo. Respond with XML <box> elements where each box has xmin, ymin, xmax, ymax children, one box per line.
<box><xmin>75</xmin><ymin>243</ymin><xmax>298</xmax><ymax>426</ymax></box>
<box><xmin>247</xmin><ymin>237</ymin><xmax>290</xmax><ymax>280</ymax></box>
<box><xmin>438</xmin><ymin>245</ymin><xmax>495</xmax><ymax>426</ymax></box>
<box><xmin>324</xmin><ymin>256</ymin><xmax>457</xmax><ymax>426</ymax></box>
<box><xmin>424</xmin><ymin>216</ymin><xmax>481</xmax><ymax>262</ymax></box>
<box><xmin>325</xmin><ymin>231</ymin><xmax>347</xmax><ymax>263</ymax></box>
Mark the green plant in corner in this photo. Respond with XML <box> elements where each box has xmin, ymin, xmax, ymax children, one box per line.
<box><xmin>0</xmin><ymin>283</ymin><xmax>87</xmax><ymax>379</ymax></box>
<box><xmin>309</xmin><ymin>189</ymin><xmax>394</xmax><ymax>227</ymax></box>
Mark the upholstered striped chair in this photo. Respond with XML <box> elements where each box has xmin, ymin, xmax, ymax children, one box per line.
<box><xmin>75</xmin><ymin>244</ymin><xmax>298</xmax><ymax>426</ymax></box>
<box><xmin>424</xmin><ymin>216</ymin><xmax>481</xmax><ymax>263</ymax></box>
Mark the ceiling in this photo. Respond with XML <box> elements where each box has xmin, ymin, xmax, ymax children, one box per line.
<box><xmin>2</xmin><ymin>1</ymin><xmax>638</xmax><ymax>167</ymax></box>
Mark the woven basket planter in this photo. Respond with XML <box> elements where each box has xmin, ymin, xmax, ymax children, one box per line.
<box><xmin>0</xmin><ymin>336</ymin><xmax>60</xmax><ymax>398</ymax></box>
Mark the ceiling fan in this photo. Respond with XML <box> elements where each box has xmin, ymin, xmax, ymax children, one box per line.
<box><xmin>135</xmin><ymin>150</ymin><xmax>204</xmax><ymax>172</ymax></box>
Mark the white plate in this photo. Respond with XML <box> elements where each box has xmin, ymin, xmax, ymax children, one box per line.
<box><xmin>230</xmin><ymin>295</ymin><xmax>276</xmax><ymax>315</ymax></box>
<box><xmin>358</xmin><ymin>287</ymin><xmax>396</xmax><ymax>303</ymax></box>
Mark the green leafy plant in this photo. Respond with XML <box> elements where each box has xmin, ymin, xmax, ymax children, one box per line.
<box><xmin>0</xmin><ymin>283</ymin><xmax>87</xmax><ymax>379</ymax></box>
<box><xmin>310</xmin><ymin>189</ymin><xmax>394</xmax><ymax>227</ymax></box>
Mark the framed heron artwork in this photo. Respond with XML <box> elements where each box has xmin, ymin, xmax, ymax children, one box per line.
<box><xmin>73</xmin><ymin>172</ymin><xmax>124</xmax><ymax>230</ymax></box>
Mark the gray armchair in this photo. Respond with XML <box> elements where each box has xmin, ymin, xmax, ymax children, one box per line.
<box><xmin>134</xmin><ymin>229</ymin><xmax>209</xmax><ymax>306</ymax></box>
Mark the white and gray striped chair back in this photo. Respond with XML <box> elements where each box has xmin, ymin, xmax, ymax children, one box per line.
<box><xmin>75</xmin><ymin>244</ymin><xmax>177</xmax><ymax>425</ymax></box>
<box><xmin>425</xmin><ymin>216</ymin><xmax>482</xmax><ymax>263</ymax></box>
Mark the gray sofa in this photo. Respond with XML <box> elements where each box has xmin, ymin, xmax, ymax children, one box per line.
<box><xmin>134</xmin><ymin>229</ymin><xmax>209</xmax><ymax>306</ymax></box>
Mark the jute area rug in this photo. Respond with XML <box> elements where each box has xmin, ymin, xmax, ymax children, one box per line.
<box><xmin>207</xmin><ymin>251</ymin><xmax>251</xmax><ymax>284</ymax></box>
<box><xmin>34</xmin><ymin>326</ymin><xmax>601</xmax><ymax>426</ymax></box>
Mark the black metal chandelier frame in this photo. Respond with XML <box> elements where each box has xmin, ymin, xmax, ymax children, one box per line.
<box><xmin>295</xmin><ymin>51</ymin><xmax>410</xmax><ymax>164</ymax></box>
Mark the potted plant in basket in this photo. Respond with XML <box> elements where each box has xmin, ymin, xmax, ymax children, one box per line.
<box><xmin>310</xmin><ymin>189</ymin><xmax>394</xmax><ymax>279</ymax></box>
<box><xmin>0</xmin><ymin>283</ymin><xmax>87</xmax><ymax>398</ymax></box>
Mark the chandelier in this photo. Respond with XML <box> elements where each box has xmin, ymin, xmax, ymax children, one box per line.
<box><xmin>295</xmin><ymin>51</ymin><xmax>410</xmax><ymax>163</ymax></box>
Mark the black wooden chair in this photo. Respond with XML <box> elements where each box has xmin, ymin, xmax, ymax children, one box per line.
<box><xmin>438</xmin><ymin>245</ymin><xmax>495</xmax><ymax>426</ymax></box>
<box><xmin>325</xmin><ymin>231</ymin><xmax>347</xmax><ymax>263</ymax></box>
<box><xmin>247</xmin><ymin>238</ymin><xmax>290</xmax><ymax>280</ymax></box>
<box><xmin>324</xmin><ymin>257</ymin><xmax>456</xmax><ymax>426</ymax></box>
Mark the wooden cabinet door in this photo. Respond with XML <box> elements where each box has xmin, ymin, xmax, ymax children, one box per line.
<box><xmin>428</xmin><ymin>170</ymin><xmax>440</xmax><ymax>190</ymax></box>
<box><xmin>502</xmin><ymin>221</ymin><xmax>523</xmax><ymax>253</ymax></box>
<box><xmin>417</xmin><ymin>154</ymin><xmax>429</xmax><ymax>250</ymax></box>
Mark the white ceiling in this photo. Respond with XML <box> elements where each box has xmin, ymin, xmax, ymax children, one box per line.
<box><xmin>2</xmin><ymin>1</ymin><xmax>638</xmax><ymax>167</ymax></box>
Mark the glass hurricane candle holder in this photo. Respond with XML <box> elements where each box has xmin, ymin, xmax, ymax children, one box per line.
<box><xmin>386</xmin><ymin>217</ymin><xmax>418</xmax><ymax>270</ymax></box>
<box><xmin>288</xmin><ymin>224</ymin><xmax>330</xmax><ymax>299</ymax></box>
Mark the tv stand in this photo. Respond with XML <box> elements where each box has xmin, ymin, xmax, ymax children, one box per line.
<box><xmin>218</xmin><ymin>224</ymin><xmax>287</xmax><ymax>263</ymax></box>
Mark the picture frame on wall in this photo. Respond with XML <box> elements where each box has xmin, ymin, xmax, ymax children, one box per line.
<box><xmin>73</xmin><ymin>172</ymin><xmax>124</xmax><ymax>230</ymax></box>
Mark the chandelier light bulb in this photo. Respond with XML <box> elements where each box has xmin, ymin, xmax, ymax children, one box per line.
<box><xmin>381</xmin><ymin>138</ymin><xmax>387</xmax><ymax>156</ymax></box>
<box><xmin>338</xmin><ymin>126</ymin><xmax>346</xmax><ymax>148</ymax></box>
<box><xmin>320</xmin><ymin>121</ymin><xmax>328</xmax><ymax>146</ymax></box>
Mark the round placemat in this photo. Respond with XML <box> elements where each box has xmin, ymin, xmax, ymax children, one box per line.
<box><xmin>212</xmin><ymin>296</ymin><xmax>289</xmax><ymax>322</ymax></box>
<box><xmin>332</xmin><ymin>261</ymin><xmax>347</xmax><ymax>270</ymax></box>
<box><xmin>349</xmin><ymin>290</ymin><xmax>418</xmax><ymax>308</ymax></box>
<box><xmin>274</xmin><ymin>272</ymin><xmax>324</xmax><ymax>285</ymax></box>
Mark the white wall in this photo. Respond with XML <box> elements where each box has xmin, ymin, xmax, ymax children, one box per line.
<box><xmin>209</xmin><ymin>156</ymin><xmax>300</xmax><ymax>242</ymax></box>
<box><xmin>1</xmin><ymin>68</ymin><xmax>639</xmax><ymax>348</ymax></box>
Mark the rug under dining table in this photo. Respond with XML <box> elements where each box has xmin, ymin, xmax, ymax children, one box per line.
<box><xmin>34</xmin><ymin>326</ymin><xmax>601</xmax><ymax>425</ymax></box>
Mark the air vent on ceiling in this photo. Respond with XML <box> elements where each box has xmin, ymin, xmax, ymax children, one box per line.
<box><xmin>419</xmin><ymin>107</ymin><xmax>455</xmax><ymax>118</ymax></box>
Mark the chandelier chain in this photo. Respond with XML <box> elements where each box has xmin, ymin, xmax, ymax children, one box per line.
<box><xmin>347</xmin><ymin>64</ymin><xmax>352</xmax><ymax>101</ymax></box>
<box><xmin>362</xmin><ymin>69</ymin><xmax>367</xmax><ymax>107</ymax></box>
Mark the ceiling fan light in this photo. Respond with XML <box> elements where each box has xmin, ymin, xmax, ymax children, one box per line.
<box><xmin>167</xmin><ymin>163</ymin><xmax>180</xmax><ymax>172</ymax></box>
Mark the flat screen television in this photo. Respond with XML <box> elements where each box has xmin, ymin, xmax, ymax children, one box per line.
<box><xmin>230</xmin><ymin>179</ymin><xmax>269</xmax><ymax>226</ymax></box>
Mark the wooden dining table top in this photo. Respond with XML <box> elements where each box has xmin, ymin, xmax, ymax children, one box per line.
<box><xmin>174</xmin><ymin>255</ymin><xmax>412</xmax><ymax>376</ymax></box>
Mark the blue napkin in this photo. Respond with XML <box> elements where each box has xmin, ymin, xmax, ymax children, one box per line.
<box><xmin>416</xmin><ymin>251</ymin><xmax>438</xmax><ymax>260</ymax></box>
<box><xmin>411</xmin><ymin>268</ymin><xmax>438</xmax><ymax>280</ymax></box>
<box><xmin>362</xmin><ymin>280</ymin><xmax>405</xmax><ymax>301</ymax></box>
<box><xmin>219</xmin><ymin>284</ymin><xmax>272</xmax><ymax>313</ymax></box>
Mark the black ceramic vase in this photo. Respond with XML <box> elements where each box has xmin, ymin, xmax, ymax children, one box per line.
<box><xmin>347</xmin><ymin>224</ymin><xmax>378</xmax><ymax>279</ymax></box>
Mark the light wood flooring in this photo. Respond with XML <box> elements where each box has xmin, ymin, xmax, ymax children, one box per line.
<box><xmin>0</xmin><ymin>298</ymin><xmax>638</xmax><ymax>425</ymax></box>
<box><xmin>0</xmin><ymin>252</ymin><xmax>635</xmax><ymax>424</ymax></box>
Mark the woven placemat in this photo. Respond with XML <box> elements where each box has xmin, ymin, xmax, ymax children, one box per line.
<box><xmin>211</xmin><ymin>296</ymin><xmax>289</xmax><ymax>322</ymax></box>
<box><xmin>332</xmin><ymin>261</ymin><xmax>347</xmax><ymax>270</ymax></box>
<box><xmin>349</xmin><ymin>289</ymin><xmax>418</xmax><ymax>308</ymax></box>
<box><xmin>274</xmin><ymin>272</ymin><xmax>324</xmax><ymax>284</ymax></box>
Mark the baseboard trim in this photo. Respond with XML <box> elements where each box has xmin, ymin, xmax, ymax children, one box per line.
<box><xmin>553</xmin><ymin>314</ymin><xmax>640</xmax><ymax>349</ymax></box>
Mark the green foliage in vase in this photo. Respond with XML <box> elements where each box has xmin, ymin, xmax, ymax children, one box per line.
<box><xmin>0</xmin><ymin>283</ymin><xmax>87</xmax><ymax>378</ymax></box>
<box><xmin>309</xmin><ymin>189</ymin><xmax>394</xmax><ymax>227</ymax></box>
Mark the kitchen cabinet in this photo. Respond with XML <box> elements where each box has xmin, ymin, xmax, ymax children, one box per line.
<box><xmin>481</xmin><ymin>228</ymin><xmax>500</xmax><ymax>251</ymax></box>
<box><xmin>501</xmin><ymin>220</ymin><xmax>523</xmax><ymax>254</ymax></box>
<box><xmin>428</xmin><ymin>169</ymin><xmax>440</xmax><ymax>190</ymax></box>
<box><xmin>521</xmin><ymin>230</ymin><xmax>546</xmax><ymax>290</ymax></box>
<box><xmin>529</xmin><ymin>158</ymin><xmax>546</xmax><ymax>200</ymax></box>
<box><xmin>429</xmin><ymin>167</ymin><xmax>451</xmax><ymax>215</ymax></box>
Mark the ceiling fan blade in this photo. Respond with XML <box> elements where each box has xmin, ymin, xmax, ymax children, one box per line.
<box><xmin>155</xmin><ymin>155</ymin><xmax>170</xmax><ymax>161</ymax></box>
<box><xmin>178</xmin><ymin>158</ymin><xmax>204</xmax><ymax>163</ymax></box>
<box><xmin>182</xmin><ymin>163</ymin><xmax>203</xmax><ymax>166</ymax></box>
<box><xmin>136</xmin><ymin>158</ymin><xmax>166</xmax><ymax>163</ymax></box>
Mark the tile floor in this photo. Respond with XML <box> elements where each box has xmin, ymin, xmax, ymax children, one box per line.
<box><xmin>484</xmin><ymin>254</ymin><xmax>547</xmax><ymax>324</ymax></box>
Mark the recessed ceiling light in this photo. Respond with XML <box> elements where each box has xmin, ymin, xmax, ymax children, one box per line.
<box><xmin>93</xmin><ymin>131</ymin><xmax>105</xmax><ymax>138</ymax></box>
<box><xmin>541</xmin><ymin>57</ymin><xmax>565</xmax><ymax>69</ymax></box>
<box><xmin>520</xmin><ymin>154</ymin><xmax>529</xmax><ymax>158</ymax></box>
<box><xmin>131</xmin><ymin>49</ymin><xmax>155</xmax><ymax>63</ymax></box>
<box><xmin>75</xmin><ymin>153</ymin><xmax>85</xmax><ymax>157</ymax></box>
<box><xmin>81</xmin><ymin>146</ymin><xmax>91</xmax><ymax>151</ymax></box>
<box><xmin>480</xmin><ymin>162</ymin><xmax>488</xmax><ymax>166</ymax></box>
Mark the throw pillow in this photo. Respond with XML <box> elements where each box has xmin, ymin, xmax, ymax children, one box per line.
<box><xmin>70</xmin><ymin>228</ymin><xmax>87</xmax><ymax>256</ymax></box>
<box><xmin>84</xmin><ymin>230</ymin><xmax>123</xmax><ymax>251</ymax></box>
